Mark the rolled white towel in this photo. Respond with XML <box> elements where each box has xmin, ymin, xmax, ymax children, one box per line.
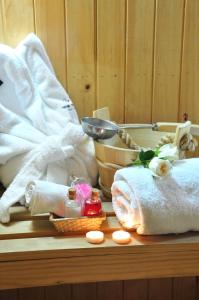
<box><xmin>112</xmin><ymin>158</ymin><xmax>199</xmax><ymax>235</ymax></box>
<box><xmin>25</xmin><ymin>180</ymin><xmax>69</xmax><ymax>217</ymax></box>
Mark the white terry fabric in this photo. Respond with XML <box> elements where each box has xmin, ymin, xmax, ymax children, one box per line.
<box><xmin>112</xmin><ymin>158</ymin><xmax>199</xmax><ymax>235</ymax></box>
<box><xmin>0</xmin><ymin>33</ymin><xmax>98</xmax><ymax>223</ymax></box>
<box><xmin>25</xmin><ymin>180</ymin><xmax>69</xmax><ymax>217</ymax></box>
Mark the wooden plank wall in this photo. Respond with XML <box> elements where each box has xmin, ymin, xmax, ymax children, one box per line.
<box><xmin>0</xmin><ymin>0</ymin><xmax>199</xmax><ymax>299</ymax></box>
<box><xmin>0</xmin><ymin>278</ymin><xmax>198</xmax><ymax>300</ymax></box>
<box><xmin>0</xmin><ymin>0</ymin><xmax>199</xmax><ymax>123</ymax></box>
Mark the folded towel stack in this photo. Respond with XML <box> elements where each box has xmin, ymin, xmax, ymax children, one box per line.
<box><xmin>112</xmin><ymin>158</ymin><xmax>199</xmax><ymax>235</ymax></box>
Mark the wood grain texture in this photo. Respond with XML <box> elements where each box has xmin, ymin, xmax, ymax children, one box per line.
<box><xmin>3</xmin><ymin>242</ymin><xmax>199</xmax><ymax>290</ymax></box>
<box><xmin>148</xmin><ymin>278</ymin><xmax>172</xmax><ymax>300</ymax></box>
<box><xmin>65</xmin><ymin>0</ymin><xmax>96</xmax><ymax>118</ymax></box>
<box><xmin>44</xmin><ymin>284</ymin><xmax>71</xmax><ymax>300</ymax></box>
<box><xmin>34</xmin><ymin>0</ymin><xmax>67</xmax><ymax>88</ymax></box>
<box><xmin>179</xmin><ymin>0</ymin><xmax>199</xmax><ymax>123</ymax></box>
<box><xmin>1</xmin><ymin>0</ymin><xmax>35</xmax><ymax>46</ymax></box>
<box><xmin>72</xmin><ymin>283</ymin><xmax>96</xmax><ymax>300</ymax></box>
<box><xmin>152</xmin><ymin>0</ymin><xmax>184</xmax><ymax>122</ymax></box>
<box><xmin>97</xmin><ymin>0</ymin><xmax>125</xmax><ymax>123</ymax></box>
<box><xmin>123</xmin><ymin>279</ymin><xmax>148</xmax><ymax>300</ymax></box>
<box><xmin>0</xmin><ymin>289</ymin><xmax>18</xmax><ymax>300</ymax></box>
<box><xmin>97</xmin><ymin>281</ymin><xmax>123</xmax><ymax>300</ymax></box>
<box><xmin>173</xmin><ymin>277</ymin><xmax>197</xmax><ymax>300</ymax></box>
<box><xmin>0</xmin><ymin>0</ymin><xmax>199</xmax><ymax>128</ymax></box>
<box><xmin>19</xmin><ymin>287</ymin><xmax>45</xmax><ymax>300</ymax></box>
<box><xmin>0</xmin><ymin>1</ymin><xmax>5</xmax><ymax>43</ymax></box>
<box><xmin>125</xmin><ymin>0</ymin><xmax>155</xmax><ymax>124</ymax></box>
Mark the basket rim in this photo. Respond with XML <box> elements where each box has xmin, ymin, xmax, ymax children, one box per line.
<box><xmin>49</xmin><ymin>211</ymin><xmax>106</xmax><ymax>223</ymax></box>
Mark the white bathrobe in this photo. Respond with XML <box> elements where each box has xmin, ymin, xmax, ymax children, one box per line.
<box><xmin>0</xmin><ymin>33</ymin><xmax>98</xmax><ymax>223</ymax></box>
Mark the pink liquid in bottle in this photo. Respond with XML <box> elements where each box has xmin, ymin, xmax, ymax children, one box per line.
<box><xmin>84</xmin><ymin>189</ymin><xmax>102</xmax><ymax>217</ymax></box>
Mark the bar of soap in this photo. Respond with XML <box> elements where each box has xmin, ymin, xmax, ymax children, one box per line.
<box><xmin>86</xmin><ymin>231</ymin><xmax>104</xmax><ymax>244</ymax></box>
<box><xmin>112</xmin><ymin>230</ymin><xmax>131</xmax><ymax>244</ymax></box>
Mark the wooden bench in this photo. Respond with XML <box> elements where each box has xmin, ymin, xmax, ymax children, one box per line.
<box><xmin>1</xmin><ymin>198</ymin><xmax>199</xmax><ymax>291</ymax></box>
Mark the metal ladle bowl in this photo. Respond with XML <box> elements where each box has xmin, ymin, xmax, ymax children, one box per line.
<box><xmin>81</xmin><ymin>117</ymin><xmax>158</xmax><ymax>140</ymax></box>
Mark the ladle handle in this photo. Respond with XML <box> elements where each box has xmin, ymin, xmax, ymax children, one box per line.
<box><xmin>118</xmin><ymin>123</ymin><xmax>158</xmax><ymax>131</ymax></box>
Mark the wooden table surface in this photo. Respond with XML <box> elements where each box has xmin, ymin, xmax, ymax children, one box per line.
<box><xmin>1</xmin><ymin>200</ymin><xmax>199</xmax><ymax>290</ymax></box>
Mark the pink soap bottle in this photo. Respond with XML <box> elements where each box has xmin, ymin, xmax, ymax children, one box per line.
<box><xmin>84</xmin><ymin>188</ymin><xmax>102</xmax><ymax>217</ymax></box>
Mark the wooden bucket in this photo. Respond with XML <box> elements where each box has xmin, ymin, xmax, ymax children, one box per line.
<box><xmin>94</xmin><ymin>122</ymin><xmax>199</xmax><ymax>198</ymax></box>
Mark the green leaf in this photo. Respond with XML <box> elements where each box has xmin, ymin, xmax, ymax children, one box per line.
<box><xmin>139</xmin><ymin>149</ymin><xmax>155</xmax><ymax>162</ymax></box>
<box><xmin>132</xmin><ymin>159</ymin><xmax>143</xmax><ymax>166</ymax></box>
<box><xmin>154</xmin><ymin>147</ymin><xmax>161</xmax><ymax>156</ymax></box>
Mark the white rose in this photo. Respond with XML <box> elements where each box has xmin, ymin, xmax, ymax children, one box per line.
<box><xmin>158</xmin><ymin>144</ymin><xmax>179</xmax><ymax>161</ymax></box>
<box><xmin>149</xmin><ymin>157</ymin><xmax>171</xmax><ymax>177</ymax></box>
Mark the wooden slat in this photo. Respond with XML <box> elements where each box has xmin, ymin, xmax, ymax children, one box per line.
<box><xmin>34</xmin><ymin>0</ymin><xmax>67</xmax><ymax>88</ymax></box>
<box><xmin>19</xmin><ymin>287</ymin><xmax>45</xmax><ymax>300</ymax></box>
<box><xmin>123</xmin><ymin>279</ymin><xmax>148</xmax><ymax>300</ymax></box>
<box><xmin>65</xmin><ymin>0</ymin><xmax>96</xmax><ymax>118</ymax></box>
<box><xmin>0</xmin><ymin>219</ymin><xmax>57</xmax><ymax>239</ymax></box>
<box><xmin>125</xmin><ymin>0</ymin><xmax>155</xmax><ymax>124</ymax></box>
<box><xmin>0</xmin><ymin>289</ymin><xmax>18</xmax><ymax>300</ymax></box>
<box><xmin>0</xmin><ymin>2</ymin><xmax>5</xmax><ymax>43</ymax></box>
<box><xmin>173</xmin><ymin>277</ymin><xmax>197</xmax><ymax>300</ymax></box>
<box><xmin>3</xmin><ymin>230</ymin><xmax>199</xmax><ymax>263</ymax></box>
<box><xmin>152</xmin><ymin>0</ymin><xmax>184</xmax><ymax>122</ymax></box>
<box><xmin>2</xmin><ymin>241</ymin><xmax>199</xmax><ymax>289</ymax></box>
<box><xmin>44</xmin><ymin>284</ymin><xmax>71</xmax><ymax>300</ymax></box>
<box><xmin>10</xmin><ymin>206</ymin><xmax>49</xmax><ymax>221</ymax></box>
<box><xmin>1</xmin><ymin>0</ymin><xmax>35</xmax><ymax>46</ymax></box>
<box><xmin>97</xmin><ymin>281</ymin><xmax>123</xmax><ymax>300</ymax></box>
<box><xmin>197</xmin><ymin>277</ymin><xmax>199</xmax><ymax>300</ymax></box>
<box><xmin>179</xmin><ymin>0</ymin><xmax>199</xmax><ymax>123</ymax></box>
<box><xmin>148</xmin><ymin>278</ymin><xmax>172</xmax><ymax>300</ymax></box>
<box><xmin>0</xmin><ymin>216</ymin><xmax>122</xmax><ymax>240</ymax></box>
<box><xmin>72</xmin><ymin>283</ymin><xmax>96</xmax><ymax>300</ymax></box>
<box><xmin>97</xmin><ymin>0</ymin><xmax>125</xmax><ymax>123</ymax></box>
<box><xmin>0</xmin><ymin>233</ymin><xmax>137</xmax><ymax>263</ymax></box>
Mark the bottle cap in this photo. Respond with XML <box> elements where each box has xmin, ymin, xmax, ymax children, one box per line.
<box><xmin>92</xmin><ymin>188</ymin><xmax>99</xmax><ymax>198</ymax></box>
<box><xmin>68</xmin><ymin>188</ymin><xmax>76</xmax><ymax>200</ymax></box>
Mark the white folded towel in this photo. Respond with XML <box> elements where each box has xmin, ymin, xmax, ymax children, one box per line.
<box><xmin>25</xmin><ymin>180</ymin><xmax>69</xmax><ymax>217</ymax></box>
<box><xmin>112</xmin><ymin>158</ymin><xmax>199</xmax><ymax>235</ymax></box>
<box><xmin>0</xmin><ymin>33</ymin><xmax>98</xmax><ymax>223</ymax></box>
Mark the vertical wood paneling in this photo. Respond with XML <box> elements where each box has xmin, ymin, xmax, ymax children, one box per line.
<box><xmin>148</xmin><ymin>278</ymin><xmax>172</xmax><ymax>300</ymax></box>
<box><xmin>65</xmin><ymin>0</ymin><xmax>96</xmax><ymax>118</ymax></box>
<box><xmin>152</xmin><ymin>0</ymin><xmax>184</xmax><ymax>122</ymax></box>
<box><xmin>72</xmin><ymin>283</ymin><xmax>96</xmax><ymax>300</ymax></box>
<box><xmin>0</xmin><ymin>2</ymin><xmax>5</xmax><ymax>43</ymax></box>
<box><xmin>0</xmin><ymin>289</ymin><xmax>18</xmax><ymax>300</ymax></box>
<box><xmin>97</xmin><ymin>0</ymin><xmax>125</xmax><ymax>123</ymax></box>
<box><xmin>19</xmin><ymin>287</ymin><xmax>44</xmax><ymax>300</ymax></box>
<box><xmin>1</xmin><ymin>0</ymin><xmax>35</xmax><ymax>46</ymax></box>
<box><xmin>44</xmin><ymin>284</ymin><xmax>71</xmax><ymax>300</ymax></box>
<box><xmin>125</xmin><ymin>0</ymin><xmax>155</xmax><ymax>124</ymax></box>
<box><xmin>124</xmin><ymin>279</ymin><xmax>148</xmax><ymax>300</ymax></box>
<box><xmin>173</xmin><ymin>277</ymin><xmax>197</xmax><ymax>300</ymax></box>
<box><xmin>97</xmin><ymin>281</ymin><xmax>123</xmax><ymax>300</ymax></box>
<box><xmin>179</xmin><ymin>0</ymin><xmax>199</xmax><ymax>123</ymax></box>
<box><xmin>34</xmin><ymin>0</ymin><xmax>67</xmax><ymax>88</ymax></box>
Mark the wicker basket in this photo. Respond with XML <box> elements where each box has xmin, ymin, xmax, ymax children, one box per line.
<box><xmin>49</xmin><ymin>212</ymin><xmax>106</xmax><ymax>232</ymax></box>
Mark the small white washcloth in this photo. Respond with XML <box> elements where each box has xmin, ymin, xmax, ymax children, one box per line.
<box><xmin>25</xmin><ymin>180</ymin><xmax>69</xmax><ymax>217</ymax></box>
<box><xmin>112</xmin><ymin>158</ymin><xmax>199</xmax><ymax>235</ymax></box>
<box><xmin>0</xmin><ymin>33</ymin><xmax>98</xmax><ymax>223</ymax></box>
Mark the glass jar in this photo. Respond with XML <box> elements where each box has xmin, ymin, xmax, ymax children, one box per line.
<box><xmin>84</xmin><ymin>188</ymin><xmax>102</xmax><ymax>217</ymax></box>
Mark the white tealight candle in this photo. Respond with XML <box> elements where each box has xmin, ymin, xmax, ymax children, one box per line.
<box><xmin>112</xmin><ymin>230</ymin><xmax>131</xmax><ymax>244</ymax></box>
<box><xmin>86</xmin><ymin>231</ymin><xmax>104</xmax><ymax>244</ymax></box>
